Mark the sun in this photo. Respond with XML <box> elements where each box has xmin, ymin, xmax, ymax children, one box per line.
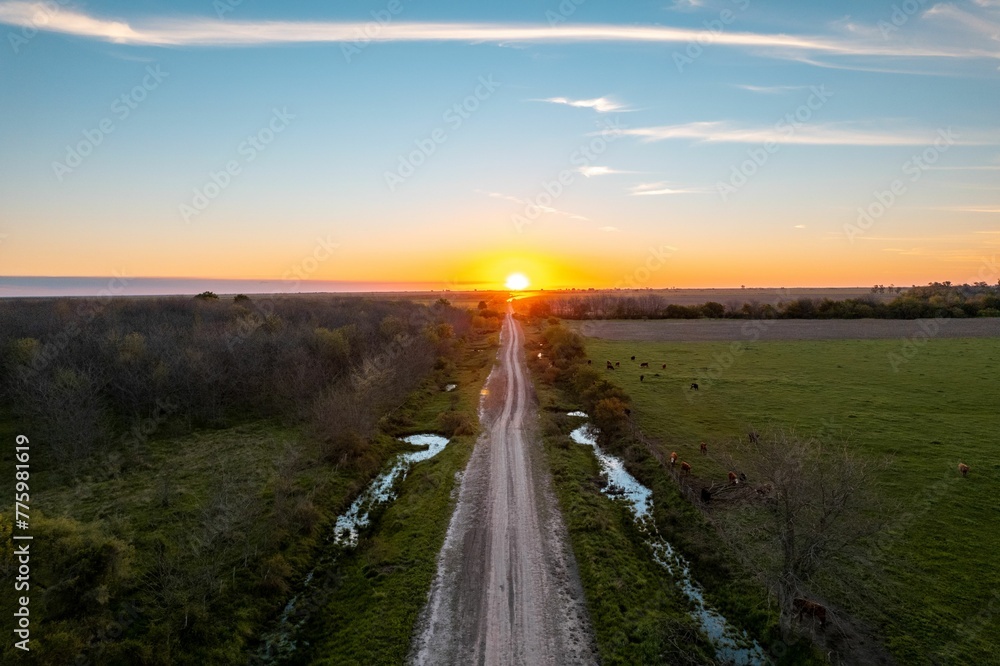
<box><xmin>505</xmin><ymin>273</ymin><xmax>530</xmax><ymax>291</ymax></box>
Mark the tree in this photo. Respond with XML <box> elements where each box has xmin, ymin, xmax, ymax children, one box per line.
<box><xmin>715</xmin><ymin>430</ymin><xmax>887</xmax><ymax>629</ymax></box>
<box><xmin>194</xmin><ymin>291</ymin><xmax>219</xmax><ymax>300</ymax></box>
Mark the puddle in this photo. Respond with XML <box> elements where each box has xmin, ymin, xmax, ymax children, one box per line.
<box><xmin>567</xmin><ymin>411</ymin><xmax>588</xmax><ymax>418</ymax></box>
<box><xmin>334</xmin><ymin>434</ymin><xmax>450</xmax><ymax>547</ymax></box>
<box><xmin>444</xmin><ymin>384</ymin><xmax>457</xmax><ymax>392</ymax></box>
<box><xmin>569</xmin><ymin>423</ymin><xmax>768</xmax><ymax>665</ymax></box>
<box><xmin>257</xmin><ymin>434</ymin><xmax>450</xmax><ymax>663</ymax></box>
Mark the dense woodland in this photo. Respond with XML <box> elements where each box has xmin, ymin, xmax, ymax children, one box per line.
<box><xmin>0</xmin><ymin>294</ymin><xmax>486</xmax><ymax>664</ymax></box>
<box><xmin>527</xmin><ymin>282</ymin><xmax>1000</xmax><ymax>321</ymax></box>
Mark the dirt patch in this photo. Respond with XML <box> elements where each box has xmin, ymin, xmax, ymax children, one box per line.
<box><xmin>568</xmin><ymin>318</ymin><xmax>1000</xmax><ymax>342</ymax></box>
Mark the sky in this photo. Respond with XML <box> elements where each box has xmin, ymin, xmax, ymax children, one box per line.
<box><xmin>0</xmin><ymin>0</ymin><xmax>998</xmax><ymax>291</ymax></box>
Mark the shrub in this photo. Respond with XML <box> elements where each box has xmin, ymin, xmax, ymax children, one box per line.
<box><xmin>438</xmin><ymin>409</ymin><xmax>475</xmax><ymax>436</ymax></box>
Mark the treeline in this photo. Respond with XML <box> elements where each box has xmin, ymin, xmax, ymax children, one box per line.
<box><xmin>0</xmin><ymin>294</ymin><xmax>474</xmax><ymax>664</ymax></box>
<box><xmin>527</xmin><ymin>282</ymin><xmax>1000</xmax><ymax>321</ymax></box>
<box><xmin>0</xmin><ymin>294</ymin><xmax>470</xmax><ymax>469</ymax></box>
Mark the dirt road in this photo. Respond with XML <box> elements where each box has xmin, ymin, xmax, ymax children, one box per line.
<box><xmin>410</xmin><ymin>310</ymin><xmax>597</xmax><ymax>666</ymax></box>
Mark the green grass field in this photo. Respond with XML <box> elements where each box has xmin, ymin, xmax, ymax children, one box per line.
<box><xmin>582</xmin><ymin>334</ymin><xmax>1000</xmax><ymax>664</ymax></box>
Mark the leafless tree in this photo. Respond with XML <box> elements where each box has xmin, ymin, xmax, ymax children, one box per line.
<box><xmin>713</xmin><ymin>429</ymin><xmax>889</xmax><ymax>627</ymax></box>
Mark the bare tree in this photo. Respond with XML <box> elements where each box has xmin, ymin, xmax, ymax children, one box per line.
<box><xmin>714</xmin><ymin>429</ymin><xmax>889</xmax><ymax>625</ymax></box>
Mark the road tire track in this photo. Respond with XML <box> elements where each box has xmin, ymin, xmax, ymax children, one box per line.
<box><xmin>410</xmin><ymin>310</ymin><xmax>597</xmax><ymax>666</ymax></box>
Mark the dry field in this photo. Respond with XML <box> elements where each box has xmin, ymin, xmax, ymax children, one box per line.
<box><xmin>567</xmin><ymin>317</ymin><xmax>1000</xmax><ymax>342</ymax></box>
<box><xmin>539</xmin><ymin>287</ymin><xmax>897</xmax><ymax>306</ymax></box>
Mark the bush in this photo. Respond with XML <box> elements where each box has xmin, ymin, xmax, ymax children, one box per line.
<box><xmin>438</xmin><ymin>409</ymin><xmax>475</xmax><ymax>436</ymax></box>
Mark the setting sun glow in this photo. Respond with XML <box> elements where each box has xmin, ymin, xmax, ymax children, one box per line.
<box><xmin>505</xmin><ymin>273</ymin><xmax>530</xmax><ymax>291</ymax></box>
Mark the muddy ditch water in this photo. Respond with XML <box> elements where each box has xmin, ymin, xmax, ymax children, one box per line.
<box><xmin>255</xmin><ymin>434</ymin><xmax>451</xmax><ymax>664</ymax></box>
<box><xmin>568</xmin><ymin>416</ymin><xmax>768</xmax><ymax>666</ymax></box>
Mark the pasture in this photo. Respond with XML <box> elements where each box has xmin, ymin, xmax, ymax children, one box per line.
<box><xmin>576</xmin><ymin>323</ymin><xmax>1000</xmax><ymax>664</ymax></box>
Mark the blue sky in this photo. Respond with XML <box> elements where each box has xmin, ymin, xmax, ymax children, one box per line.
<box><xmin>0</xmin><ymin>0</ymin><xmax>998</xmax><ymax>289</ymax></box>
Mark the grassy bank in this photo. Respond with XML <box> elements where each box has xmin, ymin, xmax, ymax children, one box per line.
<box><xmin>294</xmin><ymin>329</ymin><xmax>498</xmax><ymax>665</ymax></box>
<box><xmin>524</xmin><ymin>321</ymin><xmax>819</xmax><ymax>665</ymax></box>
<box><xmin>581</xmin><ymin>335</ymin><xmax>1000</xmax><ymax>664</ymax></box>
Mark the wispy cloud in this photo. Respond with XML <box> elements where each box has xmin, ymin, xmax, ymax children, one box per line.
<box><xmin>629</xmin><ymin>181</ymin><xmax>711</xmax><ymax>196</ymax></box>
<box><xmin>946</xmin><ymin>205</ymin><xmax>1000</xmax><ymax>213</ymax></box>
<box><xmin>735</xmin><ymin>84</ymin><xmax>811</xmax><ymax>94</ymax></box>
<box><xmin>539</xmin><ymin>96</ymin><xmax>627</xmax><ymax>113</ymax></box>
<box><xmin>578</xmin><ymin>165</ymin><xmax>631</xmax><ymax>177</ymax></box>
<box><xmin>599</xmin><ymin>225</ymin><xmax>620</xmax><ymax>232</ymax></box>
<box><xmin>476</xmin><ymin>189</ymin><xmax>589</xmax><ymax>220</ymax></box>
<box><xmin>620</xmin><ymin>121</ymin><xmax>999</xmax><ymax>146</ymax></box>
<box><xmin>0</xmin><ymin>1</ymin><xmax>996</xmax><ymax>62</ymax></box>
<box><xmin>794</xmin><ymin>224</ymin><xmax>807</xmax><ymax>228</ymax></box>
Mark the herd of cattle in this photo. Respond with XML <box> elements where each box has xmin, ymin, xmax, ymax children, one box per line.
<box><xmin>588</xmin><ymin>351</ymin><xmax>976</xmax><ymax>633</ymax></box>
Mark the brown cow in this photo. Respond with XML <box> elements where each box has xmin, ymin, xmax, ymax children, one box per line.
<box><xmin>587</xmin><ymin>359</ymin><xmax>592</xmax><ymax>365</ymax></box>
<box><xmin>680</xmin><ymin>461</ymin><xmax>692</xmax><ymax>475</ymax></box>
<box><xmin>615</xmin><ymin>361</ymin><xmax>620</xmax><ymax>367</ymax></box>
<box><xmin>728</xmin><ymin>471</ymin><xmax>738</xmax><ymax>486</ymax></box>
<box><xmin>669</xmin><ymin>451</ymin><xmax>678</xmax><ymax>467</ymax></box>
<box><xmin>640</xmin><ymin>362</ymin><xmax>649</xmax><ymax>368</ymax></box>
<box><xmin>662</xmin><ymin>364</ymin><xmax>666</xmax><ymax>369</ymax></box>
<box><xmin>630</xmin><ymin>355</ymin><xmax>636</xmax><ymax>361</ymax></box>
<box><xmin>699</xmin><ymin>441</ymin><xmax>708</xmax><ymax>455</ymax></box>
<box><xmin>793</xmin><ymin>598</ymin><xmax>827</xmax><ymax>629</ymax></box>
<box><xmin>959</xmin><ymin>462</ymin><xmax>970</xmax><ymax>477</ymax></box>
<box><xmin>640</xmin><ymin>375</ymin><xmax>645</xmax><ymax>382</ymax></box>
<box><xmin>606</xmin><ymin>361</ymin><xmax>614</xmax><ymax>370</ymax></box>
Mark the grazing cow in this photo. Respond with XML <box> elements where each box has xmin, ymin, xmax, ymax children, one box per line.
<box><xmin>662</xmin><ymin>364</ymin><xmax>666</xmax><ymax>369</ymax></box>
<box><xmin>748</xmin><ymin>431</ymin><xmax>760</xmax><ymax>444</ymax></box>
<box><xmin>959</xmin><ymin>462</ymin><xmax>970</xmax><ymax>477</ymax></box>
<box><xmin>615</xmin><ymin>361</ymin><xmax>620</xmax><ymax>367</ymax></box>
<box><xmin>640</xmin><ymin>375</ymin><xmax>645</xmax><ymax>382</ymax></box>
<box><xmin>606</xmin><ymin>361</ymin><xmax>614</xmax><ymax>370</ymax></box>
<box><xmin>631</xmin><ymin>355</ymin><xmax>636</xmax><ymax>361</ymax></box>
<box><xmin>728</xmin><ymin>471</ymin><xmax>738</xmax><ymax>486</ymax></box>
<box><xmin>700</xmin><ymin>487</ymin><xmax>712</xmax><ymax>503</ymax></box>
<box><xmin>640</xmin><ymin>362</ymin><xmax>649</xmax><ymax>368</ymax></box>
<box><xmin>680</xmin><ymin>461</ymin><xmax>692</xmax><ymax>475</ymax></box>
<box><xmin>793</xmin><ymin>598</ymin><xmax>828</xmax><ymax>629</ymax></box>
<box><xmin>690</xmin><ymin>383</ymin><xmax>699</xmax><ymax>390</ymax></box>
<box><xmin>700</xmin><ymin>441</ymin><xmax>708</xmax><ymax>455</ymax></box>
<box><xmin>670</xmin><ymin>452</ymin><xmax>678</xmax><ymax>467</ymax></box>
<box><xmin>587</xmin><ymin>359</ymin><xmax>592</xmax><ymax>365</ymax></box>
